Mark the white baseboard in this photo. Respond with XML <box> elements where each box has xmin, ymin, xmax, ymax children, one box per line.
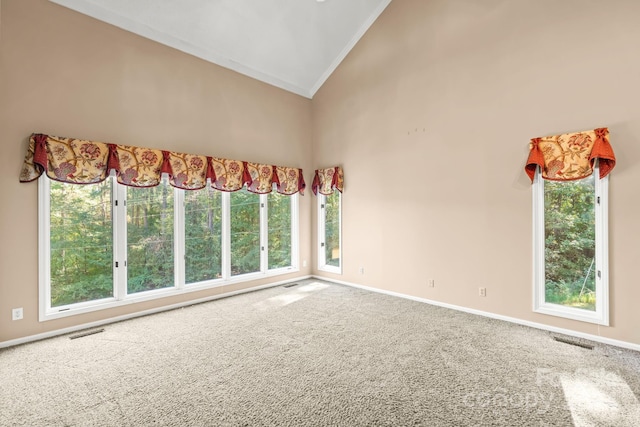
<box><xmin>5</xmin><ymin>274</ymin><xmax>637</xmax><ymax>353</ymax></box>
<box><xmin>314</xmin><ymin>276</ymin><xmax>640</xmax><ymax>353</ymax></box>
<box><xmin>0</xmin><ymin>275</ymin><xmax>311</xmax><ymax>349</ymax></box>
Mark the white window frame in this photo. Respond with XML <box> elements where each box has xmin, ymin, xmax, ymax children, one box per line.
<box><xmin>532</xmin><ymin>164</ymin><xmax>609</xmax><ymax>325</ymax></box>
<box><xmin>317</xmin><ymin>192</ymin><xmax>342</xmax><ymax>274</ymax></box>
<box><xmin>39</xmin><ymin>176</ymin><xmax>299</xmax><ymax>321</ymax></box>
<box><xmin>266</xmin><ymin>191</ymin><xmax>299</xmax><ymax>274</ymax></box>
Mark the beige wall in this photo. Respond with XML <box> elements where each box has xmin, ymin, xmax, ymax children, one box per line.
<box><xmin>312</xmin><ymin>0</ymin><xmax>640</xmax><ymax>345</ymax></box>
<box><xmin>0</xmin><ymin>0</ymin><xmax>312</xmax><ymax>342</ymax></box>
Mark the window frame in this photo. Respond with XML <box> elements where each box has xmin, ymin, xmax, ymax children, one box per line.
<box><xmin>317</xmin><ymin>192</ymin><xmax>342</xmax><ymax>274</ymax></box>
<box><xmin>532</xmin><ymin>164</ymin><xmax>609</xmax><ymax>325</ymax></box>
<box><xmin>38</xmin><ymin>176</ymin><xmax>300</xmax><ymax>321</ymax></box>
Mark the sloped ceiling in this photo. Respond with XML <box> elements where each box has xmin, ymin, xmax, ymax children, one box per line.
<box><xmin>49</xmin><ymin>0</ymin><xmax>392</xmax><ymax>98</ymax></box>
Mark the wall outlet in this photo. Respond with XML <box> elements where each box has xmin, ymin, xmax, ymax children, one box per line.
<box><xmin>479</xmin><ymin>287</ymin><xmax>487</xmax><ymax>297</ymax></box>
<box><xmin>12</xmin><ymin>307</ymin><xmax>23</xmax><ymax>321</ymax></box>
<box><xmin>302</xmin><ymin>260</ymin><xmax>307</xmax><ymax>267</ymax></box>
<box><xmin>428</xmin><ymin>279</ymin><xmax>435</xmax><ymax>287</ymax></box>
<box><xmin>359</xmin><ymin>267</ymin><xmax>365</xmax><ymax>274</ymax></box>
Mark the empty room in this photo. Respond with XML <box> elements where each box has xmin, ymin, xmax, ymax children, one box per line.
<box><xmin>1</xmin><ymin>0</ymin><xmax>640</xmax><ymax>425</ymax></box>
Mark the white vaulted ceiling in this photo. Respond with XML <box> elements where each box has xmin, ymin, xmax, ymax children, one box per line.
<box><xmin>49</xmin><ymin>0</ymin><xmax>392</xmax><ymax>98</ymax></box>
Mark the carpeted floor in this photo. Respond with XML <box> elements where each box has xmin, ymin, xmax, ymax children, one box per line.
<box><xmin>1</xmin><ymin>280</ymin><xmax>639</xmax><ymax>426</ymax></box>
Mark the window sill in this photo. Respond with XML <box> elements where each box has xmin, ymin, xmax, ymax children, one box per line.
<box><xmin>317</xmin><ymin>265</ymin><xmax>342</xmax><ymax>275</ymax></box>
<box><xmin>534</xmin><ymin>303</ymin><xmax>609</xmax><ymax>326</ymax></box>
<box><xmin>40</xmin><ymin>266</ymin><xmax>299</xmax><ymax>322</ymax></box>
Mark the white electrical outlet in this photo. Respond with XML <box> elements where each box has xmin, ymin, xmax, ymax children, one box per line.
<box><xmin>359</xmin><ymin>267</ymin><xmax>365</xmax><ymax>274</ymax></box>
<box><xmin>428</xmin><ymin>279</ymin><xmax>435</xmax><ymax>287</ymax></box>
<box><xmin>12</xmin><ymin>308</ymin><xmax>23</xmax><ymax>321</ymax></box>
<box><xmin>302</xmin><ymin>260</ymin><xmax>307</xmax><ymax>267</ymax></box>
<box><xmin>479</xmin><ymin>288</ymin><xmax>487</xmax><ymax>297</ymax></box>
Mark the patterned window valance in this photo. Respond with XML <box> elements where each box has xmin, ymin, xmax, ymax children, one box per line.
<box><xmin>209</xmin><ymin>157</ymin><xmax>249</xmax><ymax>192</ymax></box>
<box><xmin>274</xmin><ymin>166</ymin><xmax>306</xmax><ymax>196</ymax></box>
<box><xmin>312</xmin><ymin>166</ymin><xmax>344</xmax><ymax>195</ymax></box>
<box><xmin>19</xmin><ymin>133</ymin><xmax>305</xmax><ymax>195</ymax></box>
<box><xmin>244</xmin><ymin>162</ymin><xmax>276</xmax><ymax>194</ymax></box>
<box><xmin>524</xmin><ymin>127</ymin><xmax>616</xmax><ymax>182</ymax></box>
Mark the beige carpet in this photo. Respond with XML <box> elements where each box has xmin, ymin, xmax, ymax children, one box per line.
<box><xmin>1</xmin><ymin>279</ymin><xmax>639</xmax><ymax>426</ymax></box>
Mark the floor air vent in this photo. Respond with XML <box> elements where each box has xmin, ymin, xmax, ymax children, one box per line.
<box><xmin>283</xmin><ymin>283</ymin><xmax>299</xmax><ymax>288</ymax></box>
<box><xmin>553</xmin><ymin>336</ymin><xmax>594</xmax><ymax>350</ymax></box>
<box><xmin>69</xmin><ymin>328</ymin><xmax>105</xmax><ymax>340</ymax></box>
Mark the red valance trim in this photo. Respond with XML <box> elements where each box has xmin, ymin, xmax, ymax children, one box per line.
<box><xmin>524</xmin><ymin>138</ymin><xmax>544</xmax><ymax>182</ymax></box>
<box><xmin>160</xmin><ymin>150</ymin><xmax>172</xmax><ymax>176</ymax></box>
<box><xmin>272</xmin><ymin>165</ymin><xmax>280</xmax><ymax>189</ymax></box>
<box><xmin>33</xmin><ymin>134</ymin><xmax>48</xmax><ymax>175</ymax></box>
<box><xmin>242</xmin><ymin>162</ymin><xmax>252</xmax><ymax>189</ymax></box>
<box><xmin>107</xmin><ymin>143</ymin><xmax>120</xmax><ymax>173</ymax></box>
<box><xmin>311</xmin><ymin>173</ymin><xmax>320</xmax><ymax>196</ymax></box>
<box><xmin>591</xmin><ymin>128</ymin><xmax>616</xmax><ymax>179</ymax></box>
<box><xmin>206</xmin><ymin>157</ymin><xmax>216</xmax><ymax>184</ymax></box>
<box><xmin>20</xmin><ymin>133</ymin><xmax>305</xmax><ymax>195</ymax></box>
<box><xmin>298</xmin><ymin>170</ymin><xmax>306</xmax><ymax>195</ymax></box>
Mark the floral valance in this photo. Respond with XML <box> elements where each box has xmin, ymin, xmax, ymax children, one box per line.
<box><xmin>524</xmin><ymin>127</ymin><xmax>616</xmax><ymax>182</ymax></box>
<box><xmin>20</xmin><ymin>133</ymin><xmax>305</xmax><ymax>195</ymax></box>
<box><xmin>275</xmin><ymin>166</ymin><xmax>306</xmax><ymax>195</ymax></box>
<box><xmin>312</xmin><ymin>166</ymin><xmax>344</xmax><ymax>195</ymax></box>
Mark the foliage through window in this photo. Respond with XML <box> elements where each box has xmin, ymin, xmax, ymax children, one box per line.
<box><xmin>268</xmin><ymin>192</ymin><xmax>293</xmax><ymax>270</ymax></box>
<box><xmin>184</xmin><ymin>187</ymin><xmax>222</xmax><ymax>284</ymax></box>
<box><xmin>49</xmin><ymin>180</ymin><xmax>113</xmax><ymax>307</ymax></box>
<box><xmin>40</xmin><ymin>176</ymin><xmax>298</xmax><ymax>320</ymax></box>
<box><xmin>126</xmin><ymin>184</ymin><xmax>175</xmax><ymax>294</ymax></box>
<box><xmin>230</xmin><ymin>190</ymin><xmax>261</xmax><ymax>276</ymax></box>
<box><xmin>533</xmin><ymin>165</ymin><xmax>609</xmax><ymax>325</ymax></box>
<box><xmin>318</xmin><ymin>192</ymin><xmax>341</xmax><ymax>273</ymax></box>
<box><xmin>544</xmin><ymin>176</ymin><xmax>595</xmax><ymax>309</ymax></box>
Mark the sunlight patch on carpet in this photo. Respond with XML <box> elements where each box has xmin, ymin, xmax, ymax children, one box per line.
<box><xmin>560</xmin><ymin>369</ymin><xmax>640</xmax><ymax>426</ymax></box>
<box><xmin>253</xmin><ymin>282</ymin><xmax>329</xmax><ymax>310</ymax></box>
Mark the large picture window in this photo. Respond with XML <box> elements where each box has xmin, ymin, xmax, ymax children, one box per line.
<box><xmin>39</xmin><ymin>176</ymin><xmax>299</xmax><ymax>320</ymax></box>
<box><xmin>532</xmin><ymin>164</ymin><xmax>609</xmax><ymax>325</ymax></box>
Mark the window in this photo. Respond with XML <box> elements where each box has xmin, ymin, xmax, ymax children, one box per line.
<box><xmin>47</xmin><ymin>179</ymin><xmax>114</xmax><ymax>307</ymax></box>
<box><xmin>39</xmin><ymin>176</ymin><xmax>299</xmax><ymax>320</ymax></box>
<box><xmin>268</xmin><ymin>192</ymin><xmax>293</xmax><ymax>270</ymax></box>
<box><xmin>532</xmin><ymin>164</ymin><xmax>609</xmax><ymax>325</ymax></box>
<box><xmin>126</xmin><ymin>183</ymin><xmax>175</xmax><ymax>294</ymax></box>
<box><xmin>318</xmin><ymin>191</ymin><xmax>341</xmax><ymax>273</ymax></box>
<box><xmin>184</xmin><ymin>185</ymin><xmax>222</xmax><ymax>284</ymax></box>
<box><xmin>230</xmin><ymin>189</ymin><xmax>261</xmax><ymax>276</ymax></box>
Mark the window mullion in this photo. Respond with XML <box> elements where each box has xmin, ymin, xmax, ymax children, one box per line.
<box><xmin>337</xmin><ymin>192</ymin><xmax>343</xmax><ymax>270</ymax></box>
<box><xmin>260</xmin><ymin>194</ymin><xmax>268</xmax><ymax>273</ymax></box>
<box><xmin>38</xmin><ymin>175</ymin><xmax>52</xmax><ymax>319</ymax></box>
<box><xmin>114</xmin><ymin>179</ymin><xmax>127</xmax><ymax>300</ymax></box>
<box><xmin>291</xmin><ymin>194</ymin><xmax>299</xmax><ymax>269</ymax></box>
<box><xmin>221</xmin><ymin>191</ymin><xmax>231</xmax><ymax>280</ymax></box>
<box><xmin>532</xmin><ymin>168</ymin><xmax>545</xmax><ymax>312</ymax></box>
<box><xmin>317</xmin><ymin>195</ymin><xmax>326</xmax><ymax>268</ymax></box>
<box><xmin>595</xmin><ymin>164</ymin><xmax>609</xmax><ymax>325</ymax></box>
<box><xmin>174</xmin><ymin>189</ymin><xmax>185</xmax><ymax>289</ymax></box>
